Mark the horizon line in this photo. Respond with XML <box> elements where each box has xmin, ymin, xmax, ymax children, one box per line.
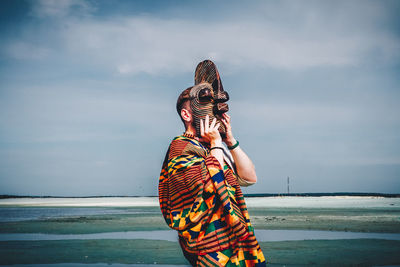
<box><xmin>1</xmin><ymin>192</ymin><xmax>399</xmax><ymax>199</ymax></box>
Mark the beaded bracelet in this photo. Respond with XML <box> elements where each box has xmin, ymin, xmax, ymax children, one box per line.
<box><xmin>227</xmin><ymin>140</ymin><xmax>239</xmax><ymax>150</ymax></box>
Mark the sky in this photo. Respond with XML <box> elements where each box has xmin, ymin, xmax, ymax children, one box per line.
<box><xmin>0</xmin><ymin>0</ymin><xmax>399</xmax><ymax>196</ymax></box>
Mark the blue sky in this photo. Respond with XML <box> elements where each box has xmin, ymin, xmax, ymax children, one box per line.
<box><xmin>0</xmin><ymin>0</ymin><xmax>399</xmax><ymax>196</ymax></box>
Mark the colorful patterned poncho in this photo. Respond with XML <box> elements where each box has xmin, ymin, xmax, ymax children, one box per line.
<box><xmin>159</xmin><ymin>135</ymin><xmax>266</xmax><ymax>266</ymax></box>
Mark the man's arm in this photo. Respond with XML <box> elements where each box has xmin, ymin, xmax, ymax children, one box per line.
<box><xmin>222</xmin><ymin>113</ymin><xmax>257</xmax><ymax>184</ymax></box>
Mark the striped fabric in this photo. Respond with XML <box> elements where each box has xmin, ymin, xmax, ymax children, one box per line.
<box><xmin>159</xmin><ymin>136</ymin><xmax>266</xmax><ymax>266</ymax></box>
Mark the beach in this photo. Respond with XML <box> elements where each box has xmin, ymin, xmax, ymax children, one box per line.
<box><xmin>0</xmin><ymin>196</ymin><xmax>399</xmax><ymax>266</ymax></box>
<box><xmin>2</xmin><ymin>195</ymin><xmax>398</xmax><ymax>208</ymax></box>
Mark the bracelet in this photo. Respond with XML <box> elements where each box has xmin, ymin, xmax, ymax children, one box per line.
<box><xmin>210</xmin><ymin>146</ymin><xmax>224</xmax><ymax>151</ymax></box>
<box><xmin>227</xmin><ymin>140</ymin><xmax>239</xmax><ymax>150</ymax></box>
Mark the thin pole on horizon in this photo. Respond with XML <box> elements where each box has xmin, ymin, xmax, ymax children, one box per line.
<box><xmin>287</xmin><ymin>176</ymin><xmax>290</xmax><ymax>195</ymax></box>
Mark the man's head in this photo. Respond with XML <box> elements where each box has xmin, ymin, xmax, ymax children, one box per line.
<box><xmin>176</xmin><ymin>86</ymin><xmax>193</xmax><ymax>129</ymax></box>
<box><xmin>177</xmin><ymin>83</ymin><xmax>229</xmax><ymax>137</ymax></box>
<box><xmin>177</xmin><ymin>60</ymin><xmax>230</xmax><ymax>138</ymax></box>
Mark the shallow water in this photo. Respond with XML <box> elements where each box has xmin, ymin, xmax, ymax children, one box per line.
<box><xmin>1</xmin><ymin>229</ymin><xmax>400</xmax><ymax>242</ymax></box>
<box><xmin>1</xmin><ymin>202</ymin><xmax>399</xmax><ymax>266</ymax></box>
<box><xmin>0</xmin><ymin>207</ymin><xmax>159</xmax><ymax>222</ymax></box>
<box><xmin>255</xmin><ymin>229</ymin><xmax>400</xmax><ymax>241</ymax></box>
<box><xmin>12</xmin><ymin>264</ymin><xmax>189</xmax><ymax>267</ymax></box>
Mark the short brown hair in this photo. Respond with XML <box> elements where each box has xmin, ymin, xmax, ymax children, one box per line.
<box><xmin>176</xmin><ymin>87</ymin><xmax>192</xmax><ymax>115</ymax></box>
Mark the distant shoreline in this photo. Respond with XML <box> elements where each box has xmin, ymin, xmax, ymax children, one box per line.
<box><xmin>1</xmin><ymin>192</ymin><xmax>399</xmax><ymax>199</ymax></box>
<box><xmin>1</xmin><ymin>195</ymin><xmax>399</xmax><ymax>208</ymax></box>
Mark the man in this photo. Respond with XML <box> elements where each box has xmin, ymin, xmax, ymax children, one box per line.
<box><xmin>159</xmin><ymin>60</ymin><xmax>266</xmax><ymax>266</ymax></box>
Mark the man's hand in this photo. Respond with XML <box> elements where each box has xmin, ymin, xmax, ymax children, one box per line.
<box><xmin>200</xmin><ymin>115</ymin><xmax>222</xmax><ymax>147</ymax></box>
<box><xmin>221</xmin><ymin>113</ymin><xmax>236</xmax><ymax>147</ymax></box>
<box><xmin>200</xmin><ymin>115</ymin><xmax>224</xmax><ymax>168</ymax></box>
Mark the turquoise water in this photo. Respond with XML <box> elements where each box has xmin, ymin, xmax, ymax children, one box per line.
<box><xmin>2</xmin><ymin>206</ymin><xmax>399</xmax><ymax>242</ymax></box>
<box><xmin>1</xmin><ymin>205</ymin><xmax>399</xmax><ymax>266</ymax></box>
<box><xmin>5</xmin><ymin>265</ymin><xmax>188</xmax><ymax>267</ymax></box>
<box><xmin>1</xmin><ymin>230</ymin><xmax>400</xmax><ymax>242</ymax></box>
<box><xmin>0</xmin><ymin>207</ymin><xmax>158</xmax><ymax>222</ymax></box>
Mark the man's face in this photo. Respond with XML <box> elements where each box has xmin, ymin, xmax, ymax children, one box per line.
<box><xmin>189</xmin><ymin>82</ymin><xmax>229</xmax><ymax>138</ymax></box>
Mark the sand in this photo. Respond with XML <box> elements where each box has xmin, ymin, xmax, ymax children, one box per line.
<box><xmin>1</xmin><ymin>196</ymin><xmax>399</xmax><ymax>266</ymax></box>
<box><xmin>1</xmin><ymin>196</ymin><xmax>399</xmax><ymax>208</ymax></box>
<box><xmin>0</xmin><ymin>197</ymin><xmax>159</xmax><ymax>207</ymax></box>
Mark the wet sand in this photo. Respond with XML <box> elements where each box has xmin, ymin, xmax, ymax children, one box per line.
<box><xmin>1</xmin><ymin>206</ymin><xmax>398</xmax><ymax>234</ymax></box>
<box><xmin>2</xmin><ymin>229</ymin><xmax>400</xmax><ymax>242</ymax></box>
<box><xmin>1</xmin><ymin>239</ymin><xmax>399</xmax><ymax>266</ymax></box>
<box><xmin>0</xmin><ymin>196</ymin><xmax>399</xmax><ymax>266</ymax></box>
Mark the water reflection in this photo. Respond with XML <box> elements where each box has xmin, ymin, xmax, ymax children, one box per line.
<box><xmin>0</xmin><ymin>207</ymin><xmax>159</xmax><ymax>222</ymax></box>
<box><xmin>1</xmin><ymin>230</ymin><xmax>399</xmax><ymax>242</ymax></box>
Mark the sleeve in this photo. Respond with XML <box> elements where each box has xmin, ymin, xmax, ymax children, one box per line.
<box><xmin>236</xmin><ymin>175</ymin><xmax>256</xmax><ymax>187</ymax></box>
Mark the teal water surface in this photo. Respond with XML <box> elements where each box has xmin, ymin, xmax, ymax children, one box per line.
<box><xmin>1</xmin><ymin>205</ymin><xmax>399</xmax><ymax>266</ymax></box>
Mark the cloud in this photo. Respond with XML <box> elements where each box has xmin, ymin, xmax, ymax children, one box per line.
<box><xmin>0</xmin><ymin>84</ymin><xmax>175</xmax><ymax>143</ymax></box>
<box><xmin>30</xmin><ymin>0</ymin><xmax>95</xmax><ymax>18</ymax></box>
<box><xmin>235</xmin><ymin>102</ymin><xmax>361</xmax><ymax>126</ymax></box>
<box><xmin>5</xmin><ymin>0</ymin><xmax>398</xmax><ymax>74</ymax></box>
<box><xmin>63</xmin><ymin>16</ymin><xmax>400</xmax><ymax>74</ymax></box>
<box><xmin>1</xmin><ymin>0</ymin><xmax>399</xmax><ymax>195</ymax></box>
<box><xmin>4</xmin><ymin>41</ymin><xmax>51</xmax><ymax>60</ymax></box>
